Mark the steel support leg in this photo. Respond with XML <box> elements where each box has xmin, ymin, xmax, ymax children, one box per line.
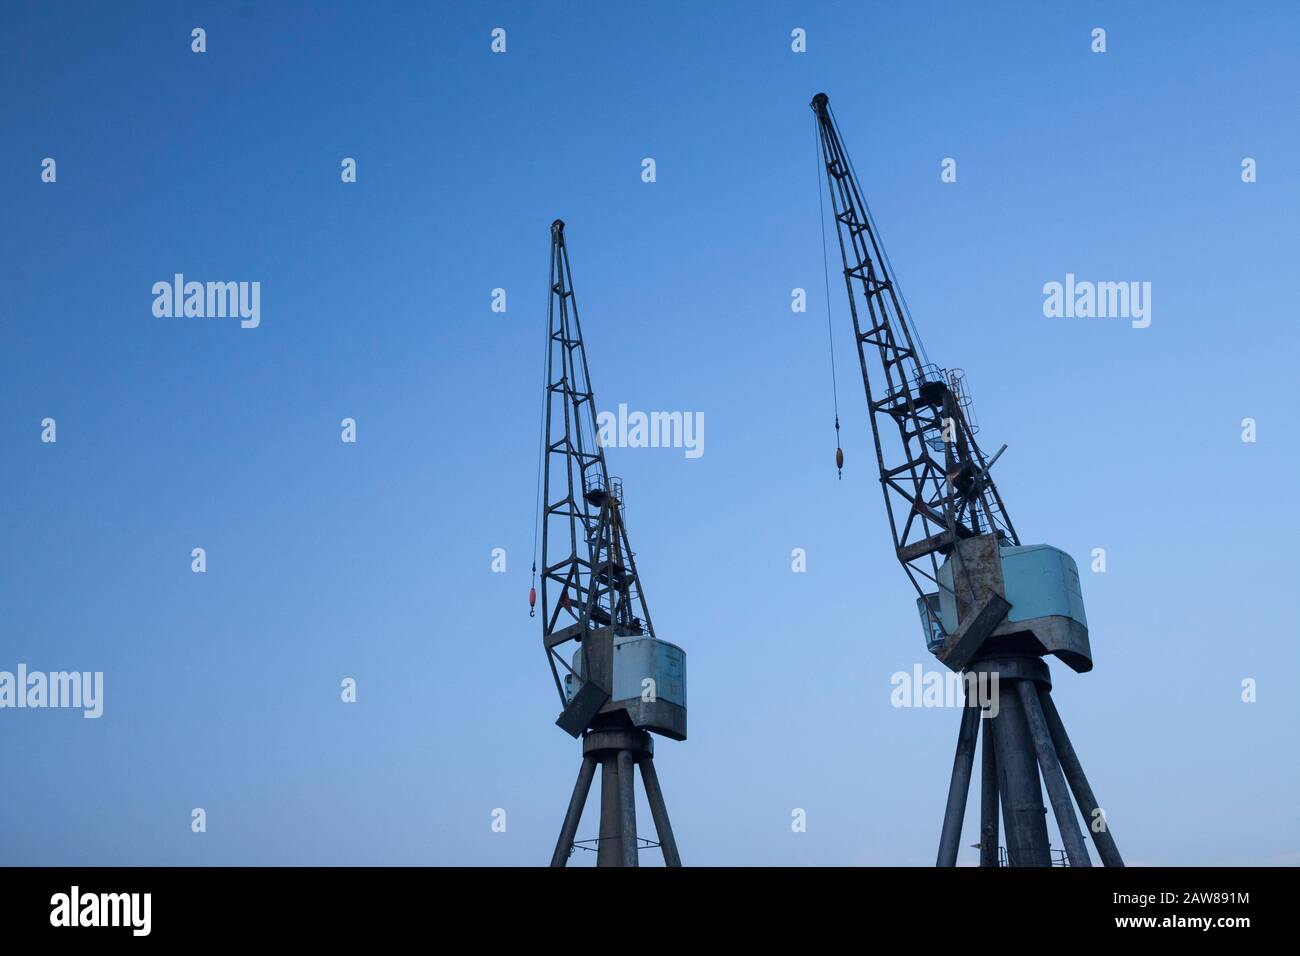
<box><xmin>979</xmin><ymin>711</ymin><xmax>999</xmax><ymax>867</ymax></box>
<box><xmin>550</xmin><ymin>755</ymin><xmax>598</xmax><ymax>867</ymax></box>
<box><xmin>597</xmin><ymin>754</ymin><xmax>622</xmax><ymax>867</ymax></box>
<box><xmin>1039</xmin><ymin>686</ymin><xmax>1124</xmax><ymax>867</ymax></box>
<box><xmin>936</xmin><ymin>691</ymin><xmax>981</xmax><ymax>866</ymax></box>
<box><xmin>616</xmin><ymin>750</ymin><xmax>639</xmax><ymax>867</ymax></box>
<box><xmin>990</xmin><ymin>678</ymin><xmax>1051</xmax><ymax>866</ymax></box>
<box><xmin>1017</xmin><ymin>681</ymin><xmax>1091</xmax><ymax>867</ymax></box>
<box><xmin>639</xmin><ymin>754</ymin><xmax>682</xmax><ymax>867</ymax></box>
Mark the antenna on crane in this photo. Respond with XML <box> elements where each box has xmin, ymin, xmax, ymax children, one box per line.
<box><xmin>535</xmin><ymin>219</ymin><xmax>687</xmax><ymax>867</ymax></box>
<box><xmin>811</xmin><ymin>92</ymin><xmax>1123</xmax><ymax>868</ymax></box>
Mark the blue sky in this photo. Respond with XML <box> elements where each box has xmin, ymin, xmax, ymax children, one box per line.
<box><xmin>1</xmin><ymin>0</ymin><xmax>1297</xmax><ymax>866</ymax></box>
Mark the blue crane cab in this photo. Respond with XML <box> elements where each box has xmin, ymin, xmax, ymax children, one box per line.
<box><xmin>564</xmin><ymin>631</ymin><xmax>687</xmax><ymax>740</ymax></box>
<box><xmin>919</xmin><ymin>543</ymin><xmax>1092</xmax><ymax>672</ymax></box>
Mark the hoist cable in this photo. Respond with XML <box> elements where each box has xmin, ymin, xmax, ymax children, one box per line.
<box><xmin>814</xmin><ymin>116</ymin><xmax>843</xmax><ymax>476</ymax></box>
<box><xmin>531</xmin><ymin>240</ymin><xmax>552</xmax><ymax>590</ymax></box>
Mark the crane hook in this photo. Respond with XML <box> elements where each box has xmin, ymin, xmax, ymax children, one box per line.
<box><xmin>529</xmin><ymin>562</ymin><xmax>537</xmax><ymax>618</ymax></box>
<box><xmin>834</xmin><ymin>417</ymin><xmax>843</xmax><ymax>479</ymax></box>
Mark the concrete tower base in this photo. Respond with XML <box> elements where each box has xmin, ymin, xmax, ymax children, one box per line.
<box><xmin>550</xmin><ymin>727</ymin><xmax>681</xmax><ymax>867</ymax></box>
<box><xmin>935</xmin><ymin>656</ymin><xmax>1124</xmax><ymax>868</ymax></box>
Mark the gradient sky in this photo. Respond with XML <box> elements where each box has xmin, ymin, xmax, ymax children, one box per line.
<box><xmin>2</xmin><ymin>0</ymin><xmax>1297</xmax><ymax>866</ymax></box>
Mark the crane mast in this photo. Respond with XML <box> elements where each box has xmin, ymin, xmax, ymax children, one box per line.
<box><xmin>812</xmin><ymin>93</ymin><xmax>1018</xmax><ymax>622</ymax></box>
<box><xmin>811</xmin><ymin>93</ymin><xmax>1122</xmax><ymax>868</ymax></box>
<box><xmin>540</xmin><ymin>219</ymin><xmax>654</xmax><ymax>701</ymax></box>
<box><xmin>535</xmin><ymin>220</ymin><xmax>686</xmax><ymax>868</ymax></box>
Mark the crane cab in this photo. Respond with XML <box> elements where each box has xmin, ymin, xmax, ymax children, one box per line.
<box><xmin>564</xmin><ymin>628</ymin><xmax>687</xmax><ymax>741</ymax></box>
<box><xmin>922</xmin><ymin>541</ymin><xmax>1093</xmax><ymax>673</ymax></box>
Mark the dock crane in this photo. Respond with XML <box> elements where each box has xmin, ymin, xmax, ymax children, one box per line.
<box><xmin>810</xmin><ymin>93</ymin><xmax>1123</xmax><ymax>867</ymax></box>
<box><xmin>533</xmin><ymin>220</ymin><xmax>686</xmax><ymax>867</ymax></box>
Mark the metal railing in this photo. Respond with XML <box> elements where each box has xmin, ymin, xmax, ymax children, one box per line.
<box><xmin>996</xmin><ymin>846</ymin><xmax>1070</xmax><ymax>867</ymax></box>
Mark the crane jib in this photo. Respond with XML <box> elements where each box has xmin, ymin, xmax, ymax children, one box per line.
<box><xmin>811</xmin><ymin>94</ymin><xmax>1019</xmax><ymax>608</ymax></box>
